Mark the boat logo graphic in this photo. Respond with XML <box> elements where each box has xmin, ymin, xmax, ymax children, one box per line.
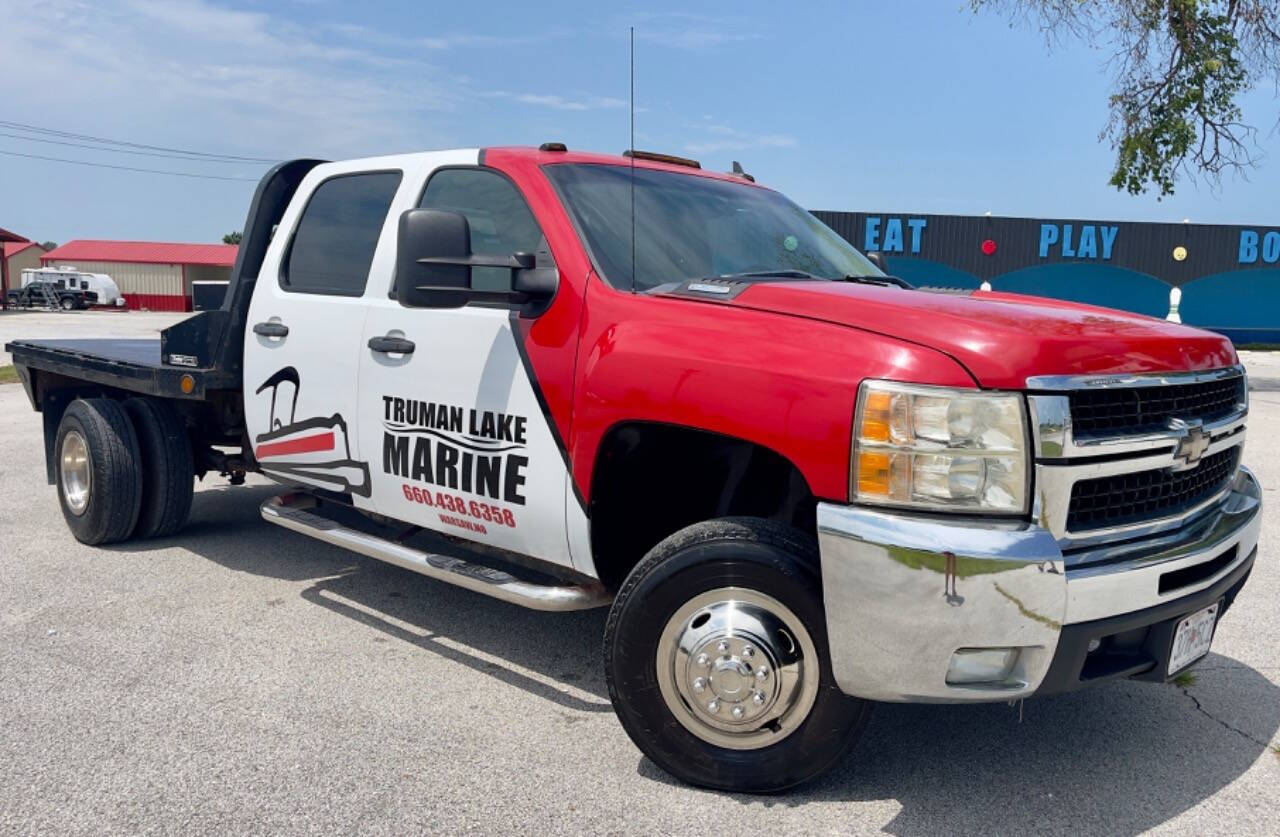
<box><xmin>253</xmin><ymin>366</ymin><xmax>372</xmax><ymax>497</ymax></box>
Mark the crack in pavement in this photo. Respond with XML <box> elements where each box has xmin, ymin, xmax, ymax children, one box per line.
<box><xmin>1178</xmin><ymin>686</ymin><xmax>1280</xmax><ymax>752</ymax></box>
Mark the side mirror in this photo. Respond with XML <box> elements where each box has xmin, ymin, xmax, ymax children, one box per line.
<box><xmin>395</xmin><ymin>208</ymin><xmax>559</xmax><ymax>314</ymax></box>
<box><xmin>395</xmin><ymin>208</ymin><xmax>473</xmax><ymax>309</ymax></box>
<box><xmin>865</xmin><ymin>251</ymin><xmax>889</xmax><ymax>274</ymax></box>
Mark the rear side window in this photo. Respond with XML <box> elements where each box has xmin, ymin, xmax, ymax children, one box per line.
<box><xmin>419</xmin><ymin>168</ymin><xmax>544</xmax><ymax>291</ymax></box>
<box><xmin>283</xmin><ymin>171</ymin><xmax>402</xmax><ymax>296</ymax></box>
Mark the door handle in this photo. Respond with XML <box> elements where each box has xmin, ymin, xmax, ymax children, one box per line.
<box><xmin>368</xmin><ymin>335</ymin><xmax>416</xmax><ymax>354</ymax></box>
<box><xmin>253</xmin><ymin>321</ymin><xmax>289</xmax><ymax>338</ymax></box>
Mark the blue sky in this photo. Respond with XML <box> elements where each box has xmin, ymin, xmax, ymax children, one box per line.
<box><xmin>1</xmin><ymin>0</ymin><xmax>1277</xmax><ymax>244</ymax></box>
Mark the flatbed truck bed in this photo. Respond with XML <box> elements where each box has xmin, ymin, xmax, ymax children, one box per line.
<box><xmin>5</xmin><ymin>338</ymin><xmax>238</xmax><ymax>403</ymax></box>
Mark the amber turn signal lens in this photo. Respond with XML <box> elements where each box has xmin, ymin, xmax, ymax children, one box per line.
<box><xmin>179</xmin><ymin>374</ymin><xmax>195</xmax><ymax>394</ymax></box>
<box><xmin>860</xmin><ymin>390</ymin><xmax>892</xmax><ymax>442</ymax></box>
<box><xmin>852</xmin><ymin>380</ymin><xmax>1029</xmax><ymax>512</ymax></box>
<box><xmin>857</xmin><ymin>451</ymin><xmax>891</xmax><ymax>495</ymax></box>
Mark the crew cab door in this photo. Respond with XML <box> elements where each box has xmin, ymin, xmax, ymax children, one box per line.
<box><xmin>243</xmin><ymin>164</ymin><xmax>404</xmax><ymax>498</ymax></box>
<box><xmin>357</xmin><ymin>161</ymin><xmax>578</xmax><ymax>569</ymax></box>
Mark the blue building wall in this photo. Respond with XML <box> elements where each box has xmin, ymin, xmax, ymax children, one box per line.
<box><xmin>815</xmin><ymin>211</ymin><xmax>1280</xmax><ymax>344</ymax></box>
<box><xmin>883</xmin><ymin>257</ymin><xmax>981</xmax><ymax>290</ymax></box>
<box><xmin>1180</xmin><ymin>268</ymin><xmax>1280</xmax><ymax>343</ymax></box>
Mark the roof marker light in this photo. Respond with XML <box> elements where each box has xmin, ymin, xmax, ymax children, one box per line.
<box><xmin>622</xmin><ymin>149</ymin><xmax>701</xmax><ymax>169</ymax></box>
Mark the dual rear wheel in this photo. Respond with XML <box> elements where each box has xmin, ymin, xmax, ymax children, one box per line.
<box><xmin>55</xmin><ymin>397</ymin><xmax>194</xmax><ymax>545</ymax></box>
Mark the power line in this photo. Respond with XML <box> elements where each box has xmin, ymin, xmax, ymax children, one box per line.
<box><xmin>0</xmin><ymin>149</ymin><xmax>259</xmax><ymax>181</ymax></box>
<box><xmin>0</xmin><ymin>130</ymin><xmax>262</xmax><ymax>164</ymax></box>
<box><xmin>0</xmin><ymin>118</ymin><xmax>276</xmax><ymax>163</ymax></box>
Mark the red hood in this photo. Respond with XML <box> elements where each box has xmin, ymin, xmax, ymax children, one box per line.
<box><xmin>729</xmin><ymin>282</ymin><xmax>1236</xmax><ymax>389</ymax></box>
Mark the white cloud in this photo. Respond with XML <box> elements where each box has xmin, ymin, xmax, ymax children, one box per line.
<box><xmin>0</xmin><ymin>0</ymin><xmax>476</xmax><ymax>161</ymax></box>
<box><xmin>684</xmin><ymin>124</ymin><xmax>796</xmax><ymax>154</ymax></box>
<box><xmin>321</xmin><ymin>21</ymin><xmax>557</xmax><ymax>52</ymax></box>
<box><xmin>483</xmin><ymin>91</ymin><xmax>629</xmax><ymax>111</ymax></box>
<box><xmin>419</xmin><ymin>32</ymin><xmax>549</xmax><ymax>50</ymax></box>
<box><xmin>639</xmin><ymin>29</ymin><xmax>760</xmax><ymax>49</ymax></box>
<box><xmin>626</xmin><ymin>11</ymin><xmax>761</xmax><ymax>50</ymax></box>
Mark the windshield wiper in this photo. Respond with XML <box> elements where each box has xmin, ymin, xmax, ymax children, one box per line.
<box><xmin>839</xmin><ymin>274</ymin><xmax>913</xmax><ymax>289</ymax></box>
<box><xmin>689</xmin><ymin>270</ymin><xmax>820</xmax><ymax>282</ymax></box>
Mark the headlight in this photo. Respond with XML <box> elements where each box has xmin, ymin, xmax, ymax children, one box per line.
<box><xmin>851</xmin><ymin>380</ymin><xmax>1029</xmax><ymax>513</ymax></box>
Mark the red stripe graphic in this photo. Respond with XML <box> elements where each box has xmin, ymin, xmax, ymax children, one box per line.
<box><xmin>256</xmin><ymin>431</ymin><xmax>335</xmax><ymax>459</ymax></box>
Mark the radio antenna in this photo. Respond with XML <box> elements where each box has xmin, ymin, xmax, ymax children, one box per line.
<box><xmin>629</xmin><ymin>25</ymin><xmax>636</xmax><ymax>295</ymax></box>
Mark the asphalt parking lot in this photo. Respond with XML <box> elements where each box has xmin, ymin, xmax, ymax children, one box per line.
<box><xmin>1</xmin><ymin>312</ymin><xmax>1278</xmax><ymax>834</ymax></box>
<box><xmin>0</xmin><ymin>310</ymin><xmax>187</xmax><ymax>368</ymax></box>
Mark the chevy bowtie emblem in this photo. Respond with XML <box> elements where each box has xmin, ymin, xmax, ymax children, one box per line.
<box><xmin>1171</xmin><ymin>422</ymin><xmax>1209</xmax><ymax>470</ymax></box>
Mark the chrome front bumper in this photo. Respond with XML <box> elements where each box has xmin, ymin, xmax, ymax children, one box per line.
<box><xmin>815</xmin><ymin>466</ymin><xmax>1262</xmax><ymax>703</ymax></box>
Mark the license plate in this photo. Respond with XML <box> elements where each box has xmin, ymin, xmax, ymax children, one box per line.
<box><xmin>1168</xmin><ymin>602</ymin><xmax>1219</xmax><ymax>676</ymax></box>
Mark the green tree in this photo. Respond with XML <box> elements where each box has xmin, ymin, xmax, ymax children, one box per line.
<box><xmin>39</xmin><ymin>241</ymin><xmax>57</xmax><ymax>250</ymax></box>
<box><xmin>973</xmin><ymin>1</ymin><xmax>1280</xmax><ymax>196</ymax></box>
<box><xmin>222</xmin><ymin>231</ymin><xmax>242</xmax><ymax>245</ymax></box>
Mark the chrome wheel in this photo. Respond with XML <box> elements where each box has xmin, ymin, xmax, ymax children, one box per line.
<box><xmin>656</xmin><ymin>587</ymin><xmax>819</xmax><ymax>750</ymax></box>
<box><xmin>60</xmin><ymin>430</ymin><xmax>91</xmax><ymax>516</ymax></box>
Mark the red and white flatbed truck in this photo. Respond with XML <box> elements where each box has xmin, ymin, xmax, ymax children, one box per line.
<box><xmin>7</xmin><ymin>146</ymin><xmax>1261</xmax><ymax>791</ymax></box>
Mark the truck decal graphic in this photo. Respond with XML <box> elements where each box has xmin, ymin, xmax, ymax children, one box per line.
<box><xmin>253</xmin><ymin>366</ymin><xmax>372</xmax><ymax>498</ymax></box>
<box><xmin>255</xmin><ymin>430</ymin><xmax>335</xmax><ymax>459</ymax></box>
<box><xmin>256</xmin><ymin>366</ymin><xmax>301</xmax><ymax>430</ymax></box>
<box><xmin>381</xmin><ymin>422</ymin><xmax>525</xmax><ymax>454</ymax></box>
<box><xmin>381</xmin><ymin>395</ymin><xmax>529</xmax><ymax>508</ymax></box>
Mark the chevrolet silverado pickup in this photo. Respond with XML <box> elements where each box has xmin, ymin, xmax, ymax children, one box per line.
<box><xmin>7</xmin><ymin>279</ymin><xmax>98</xmax><ymax>310</ymax></box>
<box><xmin>6</xmin><ymin>146</ymin><xmax>1262</xmax><ymax>792</ymax></box>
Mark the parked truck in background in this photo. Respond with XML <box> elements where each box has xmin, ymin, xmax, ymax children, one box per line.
<box><xmin>22</xmin><ymin>266</ymin><xmax>125</xmax><ymax>307</ymax></box>
<box><xmin>7</xmin><ymin>278</ymin><xmax>98</xmax><ymax>310</ymax></box>
<box><xmin>5</xmin><ymin>146</ymin><xmax>1262</xmax><ymax>792</ymax></box>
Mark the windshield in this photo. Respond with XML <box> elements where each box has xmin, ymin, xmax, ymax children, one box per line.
<box><xmin>543</xmin><ymin>163</ymin><xmax>879</xmax><ymax>292</ymax></box>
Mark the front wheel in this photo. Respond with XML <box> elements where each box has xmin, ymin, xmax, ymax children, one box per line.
<box><xmin>604</xmin><ymin>518</ymin><xmax>871</xmax><ymax>792</ymax></box>
<box><xmin>60</xmin><ymin>297</ymin><xmax>74</xmax><ymax>311</ymax></box>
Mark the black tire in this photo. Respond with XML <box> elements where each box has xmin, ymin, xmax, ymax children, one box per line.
<box><xmin>60</xmin><ymin>297</ymin><xmax>74</xmax><ymax>311</ymax></box>
<box><xmin>604</xmin><ymin>517</ymin><xmax>872</xmax><ymax>793</ymax></box>
<box><xmin>123</xmin><ymin>398</ymin><xmax>194</xmax><ymax>539</ymax></box>
<box><xmin>55</xmin><ymin>398</ymin><xmax>143</xmax><ymax>545</ymax></box>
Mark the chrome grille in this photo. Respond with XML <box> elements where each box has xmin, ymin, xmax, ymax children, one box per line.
<box><xmin>1069</xmin><ymin>375</ymin><xmax>1245</xmax><ymax>439</ymax></box>
<box><xmin>1066</xmin><ymin>446</ymin><xmax>1240</xmax><ymax>532</ymax></box>
<box><xmin>1027</xmin><ymin>366</ymin><xmax>1247</xmax><ymax>548</ymax></box>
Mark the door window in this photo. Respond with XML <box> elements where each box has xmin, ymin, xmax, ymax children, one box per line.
<box><xmin>418</xmin><ymin>168</ymin><xmax>544</xmax><ymax>292</ymax></box>
<box><xmin>282</xmin><ymin>171</ymin><xmax>402</xmax><ymax>296</ymax></box>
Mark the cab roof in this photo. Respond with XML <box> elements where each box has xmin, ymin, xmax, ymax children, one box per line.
<box><xmin>482</xmin><ymin>146</ymin><xmax>767</xmax><ymax>187</ymax></box>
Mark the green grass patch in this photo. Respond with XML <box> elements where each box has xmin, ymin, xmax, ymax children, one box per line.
<box><xmin>0</xmin><ymin>365</ymin><xmax>20</xmax><ymax>385</ymax></box>
<box><xmin>1235</xmin><ymin>343</ymin><xmax>1280</xmax><ymax>351</ymax></box>
<box><xmin>1171</xmin><ymin>670</ymin><xmax>1197</xmax><ymax>688</ymax></box>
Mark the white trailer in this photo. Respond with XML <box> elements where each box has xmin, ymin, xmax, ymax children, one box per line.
<box><xmin>22</xmin><ymin>266</ymin><xmax>125</xmax><ymax>307</ymax></box>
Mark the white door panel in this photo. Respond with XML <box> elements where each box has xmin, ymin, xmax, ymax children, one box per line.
<box><xmin>243</xmin><ymin>298</ymin><xmax>371</xmax><ymax>496</ymax></box>
<box><xmin>359</xmin><ymin>304</ymin><xmax>576</xmax><ymax>568</ymax></box>
<box><xmin>243</xmin><ymin>157</ymin><xmax>428</xmax><ymax>500</ymax></box>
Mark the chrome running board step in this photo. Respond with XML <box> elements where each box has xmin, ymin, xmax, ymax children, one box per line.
<box><xmin>261</xmin><ymin>493</ymin><xmax>611</xmax><ymax>612</ymax></box>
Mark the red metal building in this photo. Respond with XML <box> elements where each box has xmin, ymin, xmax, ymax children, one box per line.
<box><xmin>40</xmin><ymin>240</ymin><xmax>237</xmax><ymax>311</ymax></box>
